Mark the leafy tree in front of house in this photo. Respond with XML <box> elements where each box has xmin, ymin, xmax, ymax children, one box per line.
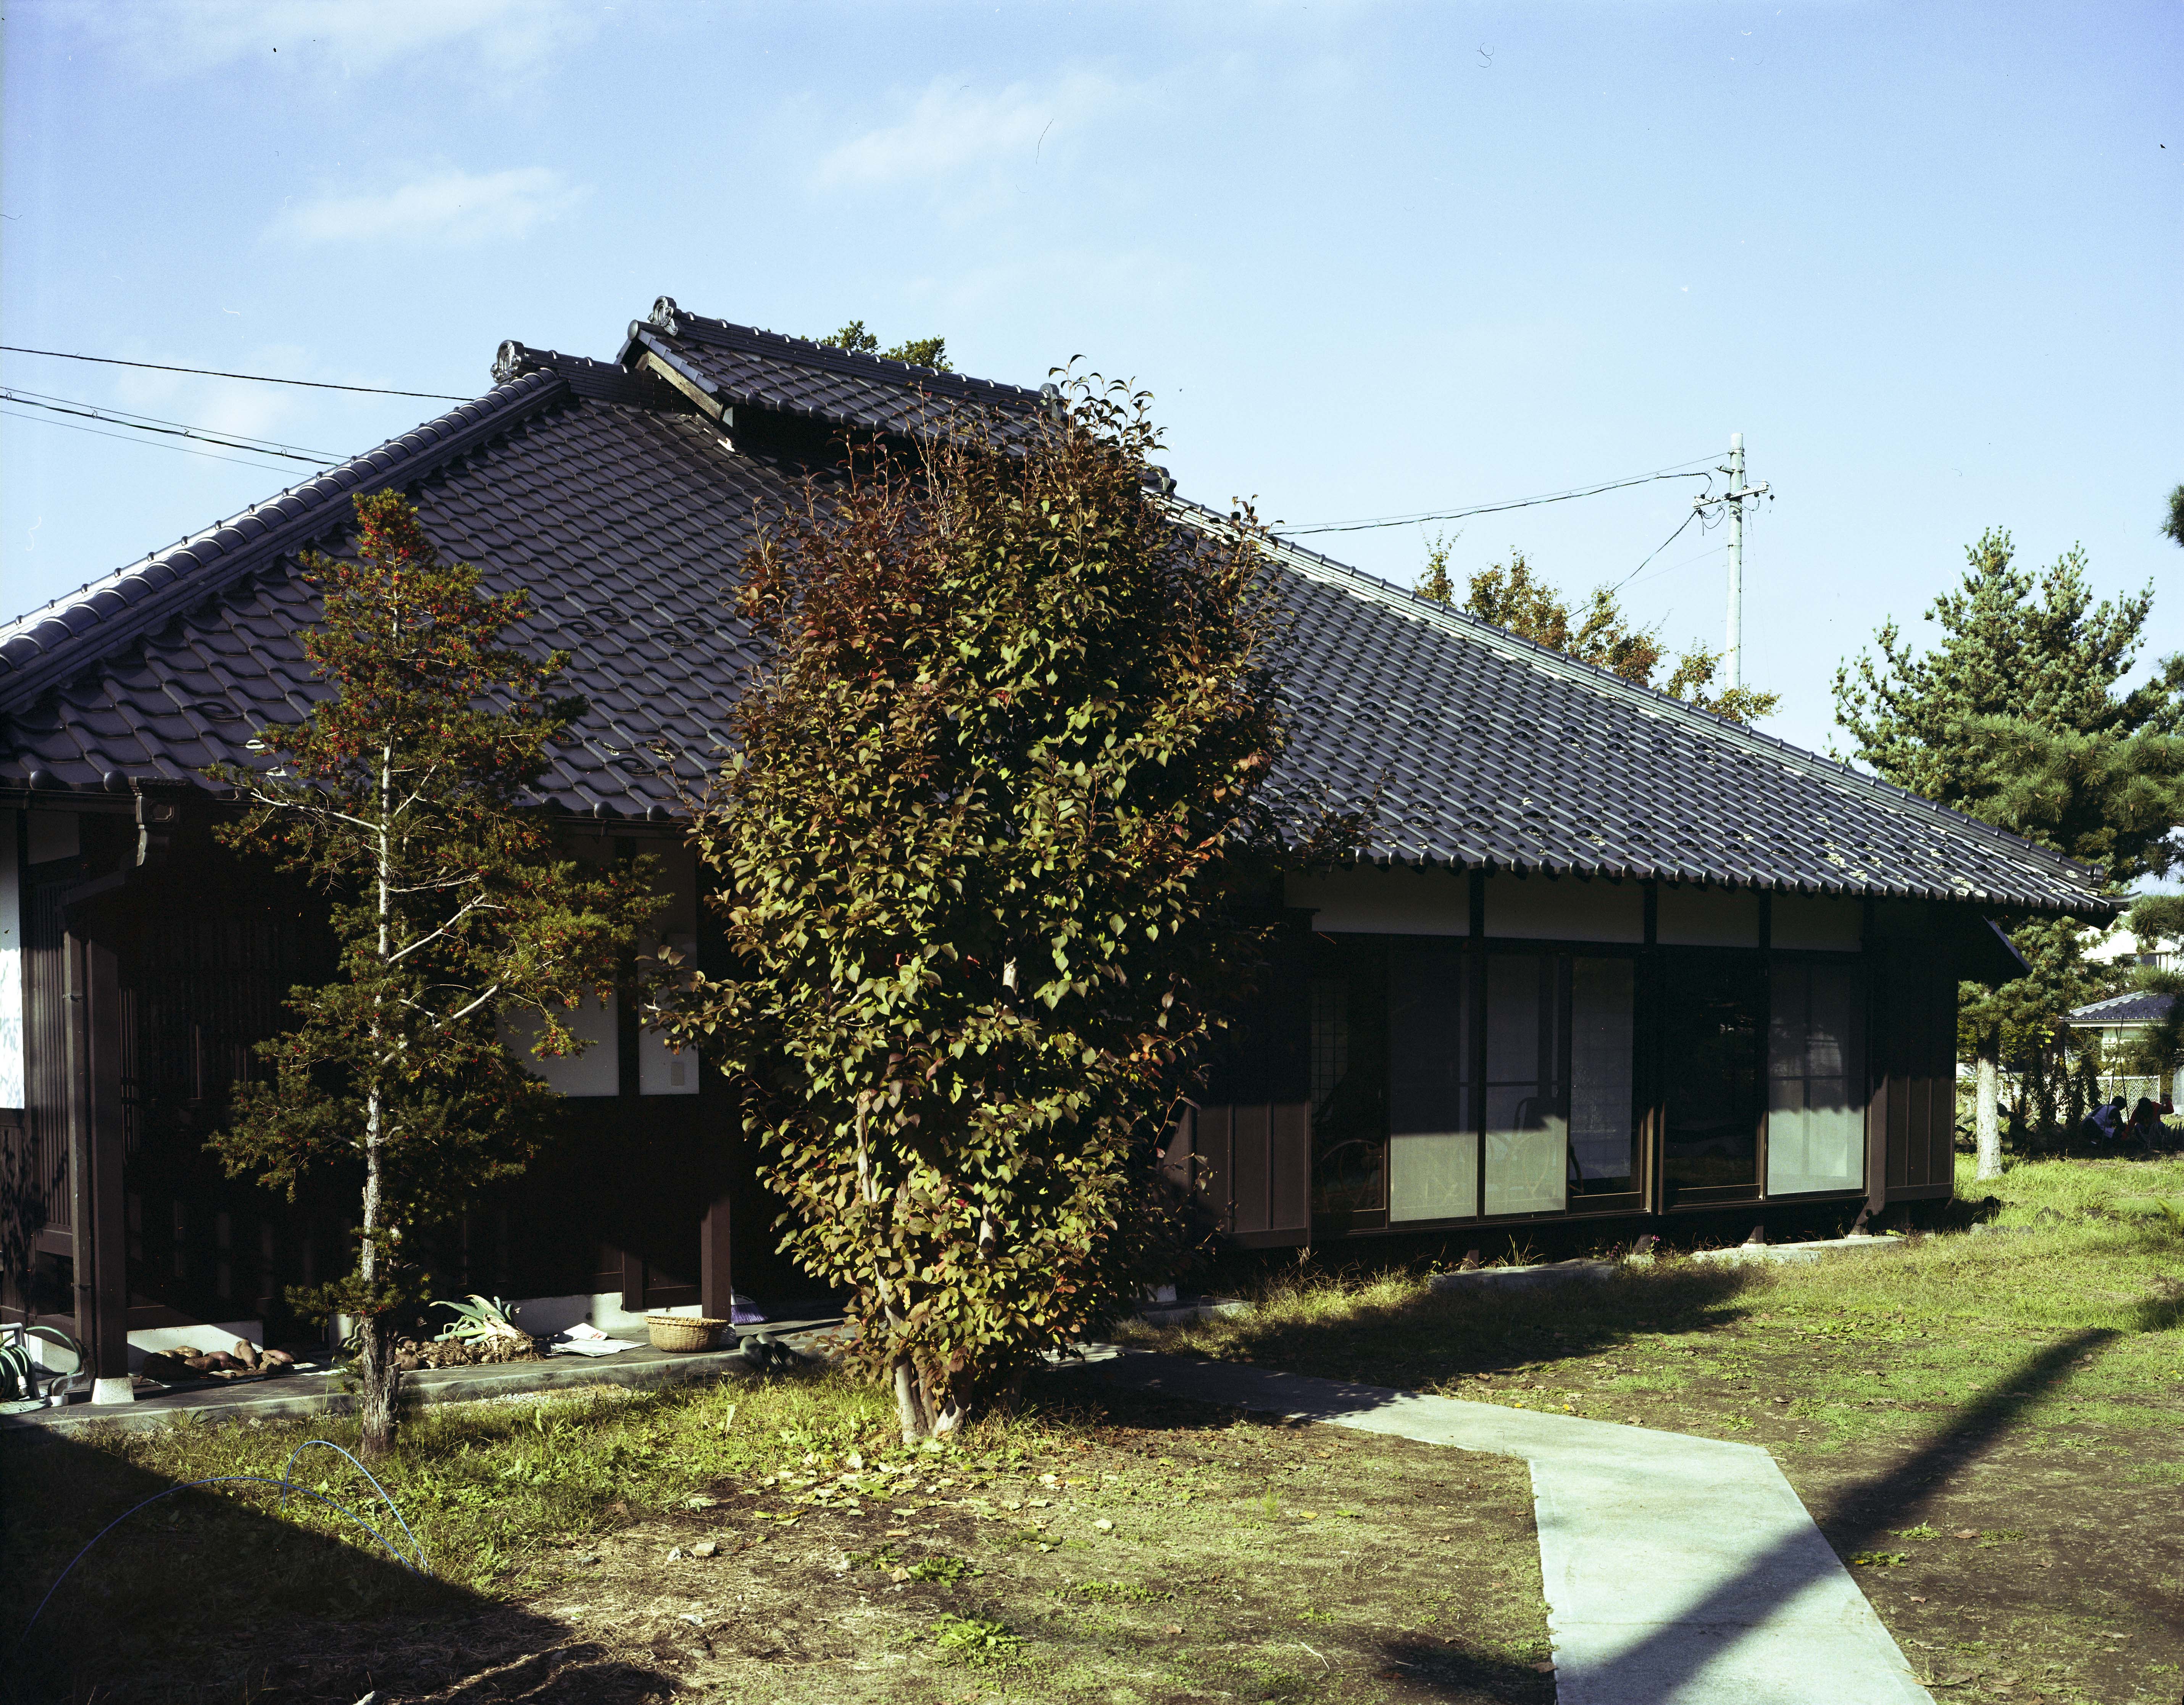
<box><xmin>1833</xmin><ymin>526</ymin><xmax>2184</xmax><ymax>1169</ymax></box>
<box><xmin>1417</xmin><ymin>539</ymin><xmax>1782</xmax><ymax>724</ymax></box>
<box><xmin>669</xmin><ymin>379</ymin><xmax>1328</xmax><ymax>1443</ymax></box>
<box><xmin>811</xmin><ymin>319</ymin><xmax>952</xmax><ymax>371</ymax></box>
<box><xmin>206</xmin><ymin>492</ymin><xmax>658</xmax><ymax>1457</ymax></box>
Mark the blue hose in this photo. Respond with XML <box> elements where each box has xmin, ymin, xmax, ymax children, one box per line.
<box><xmin>12</xmin><ymin>1438</ymin><xmax>427</xmax><ymax>1658</ymax></box>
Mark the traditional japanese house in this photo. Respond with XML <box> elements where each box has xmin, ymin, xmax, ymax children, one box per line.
<box><xmin>0</xmin><ymin>298</ymin><xmax>2108</xmax><ymax>1399</ymax></box>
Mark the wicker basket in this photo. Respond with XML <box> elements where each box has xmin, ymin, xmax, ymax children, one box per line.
<box><xmin>645</xmin><ymin>1315</ymin><xmax>729</xmax><ymax>1353</ymax></box>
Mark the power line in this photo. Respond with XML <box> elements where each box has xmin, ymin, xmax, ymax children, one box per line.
<box><xmin>0</xmin><ymin>406</ymin><xmax>316</xmax><ymax>474</ymax></box>
<box><xmin>1275</xmin><ymin>456</ymin><xmax>1719</xmax><ymax>537</ymax></box>
<box><xmin>1611</xmin><ymin>507</ymin><xmax>1713</xmax><ymax>593</ymax></box>
<box><xmin>0</xmin><ymin>389</ymin><xmax>337</xmax><ymax>464</ymax></box>
<box><xmin>0</xmin><ymin>343</ymin><xmax>469</xmax><ymax>401</ymax></box>
<box><xmin>1623</xmin><ymin>533</ymin><xmax>1728</xmax><ymax>593</ymax></box>
<box><xmin>4</xmin><ymin>384</ymin><xmax>338</xmax><ymax>456</ymax></box>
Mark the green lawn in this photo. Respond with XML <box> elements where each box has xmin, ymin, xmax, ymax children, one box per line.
<box><xmin>1120</xmin><ymin>1154</ymin><xmax>2184</xmax><ymax>1705</ymax></box>
<box><xmin>8</xmin><ymin>1156</ymin><xmax>2174</xmax><ymax>1703</ymax></box>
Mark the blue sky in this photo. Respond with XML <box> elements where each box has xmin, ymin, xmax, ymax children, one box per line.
<box><xmin>3</xmin><ymin>0</ymin><xmax>2178</xmax><ymax>761</ymax></box>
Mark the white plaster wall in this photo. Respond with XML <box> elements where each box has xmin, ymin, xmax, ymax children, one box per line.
<box><xmin>500</xmin><ymin>994</ymin><xmax>619</xmax><ymax>1096</ymax></box>
<box><xmin>1286</xmin><ymin>867</ymin><xmax>1647</xmax><ymax>943</ymax></box>
<box><xmin>639</xmin><ymin>932</ymin><xmax>700</xmax><ymax>1096</ymax></box>
<box><xmin>1773</xmin><ymin>894</ymin><xmax>1864</xmax><ymax>952</ymax></box>
<box><xmin>1657</xmin><ymin>885</ymin><xmax>1760</xmax><ymax>947</ymax></box>
<box><xmin>1286</xmin><ymin>866</ymin><xmax>1469</xmax><ymax>935</ymax></box>
<box><xmin>1483</xmin><ymin>872</ymin><xmax>1642</xmax><ymax>942</ymax></box>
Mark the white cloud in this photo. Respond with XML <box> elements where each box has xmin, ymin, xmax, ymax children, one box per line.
<box><xmin>271</xmin><ymin>168</ymin><xmax>582</xmax><ymax>248</ymax></box>
<box><xmin>817</xmin><ymin>72</ymin><xmax>1127</xmax><ymax>191</ymax></box>
<box><xmin>71</xmin><ymin>0</ymin><xmax>593</xmax><ymax>81</ymax></box>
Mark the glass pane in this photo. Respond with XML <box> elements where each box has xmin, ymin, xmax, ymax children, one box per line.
<box><xmin>1310</xmin><ymin>950</ymin><xmax>1387</xmax><ymax>1215</ymax></box>
<box><xmin>1664</xmin><ymin>953</ymin><xmax>1762</xmax><ymax>1191</ymax></box>
<box><xmin>1388</xmin><ymin>946</ymin><xmax>1473</xmax><ymax>1221</ymax></box>
<box><xmin>1767</xmin><ymin>959</ymin><xmax>1866</xmax><ymax>1194</ymax></box>
<box><xmin>1485</xmin><ymin>955</ymin><xmax>1567</xmax><ymax>1215</ymax></box>
<box><xmin>1569</xmin><ymin>957</ymin><xmax>1636</xmax><ymax>1194</ymax></box>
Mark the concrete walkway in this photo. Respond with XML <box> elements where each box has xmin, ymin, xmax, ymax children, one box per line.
<box><xmin>1075</xmin><ymin>1350</ymin><xmax>1932</xmax><ymax>1705</ymax></box>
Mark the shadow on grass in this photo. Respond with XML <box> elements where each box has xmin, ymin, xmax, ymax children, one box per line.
<box><xmin>0</xmin><ymin>1426</ymin><xmax>673</xmax><ymax>1704</ymax></box>
<box><xmin>1591</xmin><ymin>1324</ymin><xmax>2112</xmax><ymax>1699</ymax></box>
<box><xmin>1146</xmin><ymin>1261</ymin><xmax>1766</xmax><ymax>1389</ymax></box>
<box><xmin>1368</xmin><ymin>1638</ymin><xmax>1558</xmax><ymax>1701</ymax></box>
<box><xmin>1070</xmin><ymin>1267</ymin><xmax>2110</xmax><ymax>1699</ymax></box>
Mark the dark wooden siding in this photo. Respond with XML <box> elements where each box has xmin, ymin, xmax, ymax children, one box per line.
<box><xmin>1187</xmin><ymin>1101</ymin><xmax>1310</xmax><ymax>1244</ymax></box>
<box><xmin>1183</xmin><ymin>910</ymin><xmax>1313</xmax><ymax>1247</ymax></box>
<box><xmin>1872</xmin><ymin>905</ymin><xmax>1960</xmax><ymax>1201</ymax></box>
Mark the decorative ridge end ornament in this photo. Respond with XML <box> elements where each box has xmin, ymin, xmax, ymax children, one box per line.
<box><xmin>492</xmin><ymin>340</ymin><xmax>534</xmax><ymax>386</ymax></box>
<box><xmin>650</xmin><ymin>296</ymin><xmax>681</xmax><ymax>334</ymax></box>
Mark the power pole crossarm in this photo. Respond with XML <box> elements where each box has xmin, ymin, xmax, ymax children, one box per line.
<box><xmin>1690</xmin><ymin>432</ymin><xmax>1772</xmax><ymax>690</ymax></box>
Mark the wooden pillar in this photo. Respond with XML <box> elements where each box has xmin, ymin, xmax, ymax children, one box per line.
<box><xmin>66</xmin><ymin>925</ymin><xmax>131</xmax><ymax>1399</ymax></box>
<box><xmin>699</xmin><ymin>1194</ymin><xmax>734</xmax><ymax>1321</ymax></box>
<box><xmin>619</xmin><ymin>1249</ymin><xmax>646</xmax><ymax>1315</ymax></box>
<box><xmin>1639</xmin><ymin>881</ymin><xmax>1666</xmax><ymax>1218</ymax></box>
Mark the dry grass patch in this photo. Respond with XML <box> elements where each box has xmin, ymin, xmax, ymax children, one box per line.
<box><xmin>1119</xmin><ymin>1155</ymin><xmax>2184</xmax><ymax>1705</ymax></box>
<box><xmin>3</xmin><ymin>1369</ymin><xmax>1551</xmax><ymax>1702</ymax></box>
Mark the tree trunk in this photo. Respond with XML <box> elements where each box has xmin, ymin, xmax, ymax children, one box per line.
<box><xmin>1975</xmin><ymin>1025</ymin><xmax>2003</xmax><ymax>1181</ymax></box>
<box><xmin>356</xmin><ymin>1089</ymin><xmax>398</xmax><ymax>1459</ymax></box>
<box><xmin>358</xmin><ymin>746</ymin><xmax>398</xmax><ymax>1460</ymax></box>
<box><xmin>893</xmin><ymin>1357</ymin><xmax>930</xmax><ymax>1444</ymax></box>
<box><xmin>356</xmin><ymin>1310</ymin><xmax>398</xmax><ymax>1459</ymax></box>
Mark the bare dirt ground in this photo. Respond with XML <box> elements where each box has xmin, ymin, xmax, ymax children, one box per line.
<box><xmin>7</xmin><ymin>1385</ymin><xmax>1553</xmax><ymax>1704</ymax></box>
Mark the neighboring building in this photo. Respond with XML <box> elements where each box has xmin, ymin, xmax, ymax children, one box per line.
<box><xmin>2062</xmin><ymin>990</ymin><xmax>2180</xmax><ymax>1106</ymax></box>
<box><xmin>0</xmin><ymin>298</ymin><xmax>2112</xmax><ymax>1397</ymax></box>
<box><xmin>2082</xmin><ymin>920</ymin><xmax>2184</xmax><ymax>975</ymax></box>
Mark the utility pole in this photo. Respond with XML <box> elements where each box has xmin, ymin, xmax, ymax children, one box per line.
<box><xmin>1692</xmin><ymin>433</ymin><xmax>1770</xmax><ymax>690</ymax></box>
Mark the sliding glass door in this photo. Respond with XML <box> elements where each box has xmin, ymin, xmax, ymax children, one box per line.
<box><xmin>1310</xmin><ymin>939</ymin><xmax>1387</xmax><ymax>1220</ymax></box>
<box><xmin>1379</xmin><ymin>946</ymin><xmax>1637</xmax><ymax>1224</ymax></box>
<box><xmin>1389</xmin><ymin>943</ymin><xmax>1474</xmax><ymax>1220</ymax></box>
<box><xmin>1569</xmin><ymin>957</ymin><xmax>1638</xmax><ymax>1197</ymax></box>
<box><xmin>1661</xmin><ymin>952</ymin><xmax>1765</xmax><ymax>1199</ymax></box>
<box><xmin>1304</xmin><ymin>928</ymin><xmax>1865</xmax><ymax>1230</ymax></box>
<box><xmin>1766</xmin><ymin>957</ymin><xmax>1868</xmax><ymax>1194</ymax></box>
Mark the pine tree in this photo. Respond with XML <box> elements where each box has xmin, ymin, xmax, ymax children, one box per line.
<box><xmin>812</xmin><ymin>319</ymin><xmax>952</xmax><ymax>371</ymax></box>
<box><xmin>206</xmin><ymin>492</ymin><xmax>657</xmax><ymax>1457</ymax></box>
<box><xmin>669</xmin><ymin>380</ymin><xmax>1331</xmax><ymax>1442</ymax></box>
<box><xmin>1833</xmin><ymin>527</ymin><xmax>2184</xmax><ymax>1167</ymax></box>
<box><xmin>1417</xmin><ymin>541</ymin><xmax>1782</xmax><ymax>724</ymax></box>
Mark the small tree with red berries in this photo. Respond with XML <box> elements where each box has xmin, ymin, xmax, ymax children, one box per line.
<box><xmin>208</xmin><ymin>490</ymin><xmax>656</xmax><ymax>1457</ymax></box>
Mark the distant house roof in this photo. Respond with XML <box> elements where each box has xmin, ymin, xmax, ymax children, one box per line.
<box><xmin>0</xmin><ymin>300</ymin><xmax>2110</xmax><ymax>914</ymax></box>
<box><xmin>2065</xmin><ymin>991</ymin><xmax>2177</xmax><ymax>1027</ymax></box>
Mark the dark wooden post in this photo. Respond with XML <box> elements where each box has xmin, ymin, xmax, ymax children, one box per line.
<box><xmin>699</xmin><ymin>1194</ymin><xmax>733</xmax><ymax>1321</ymax></box>
<box><xmin>65</xmin><ymin>923</ymin><xmax>131</xmax><ymax>1400</ymax></box>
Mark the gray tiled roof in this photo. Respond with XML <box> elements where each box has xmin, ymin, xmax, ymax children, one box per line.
<box><xmin>2065</xmin><ymin>991</ymin><xmax>2176</xmax><ymax>1026</ymax></box>
<box><xmin>0</xmin><ymin>300</ymin><xmax>2109</xmax><ymax>913</ymax></box>
<box><xmin>0</xmin><ymin>366</ymin><xmax>778</xmax><ymax>819</ymax></box>
<box><xmin>1198</xmin><ymin>503</ymin><xmax>2106</xmax><ymax>910</ymax></box>
<box><xmin>620</xmin><ymin>298</ymin><xmax>1050</xmax><ymax>443</ymax></box>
